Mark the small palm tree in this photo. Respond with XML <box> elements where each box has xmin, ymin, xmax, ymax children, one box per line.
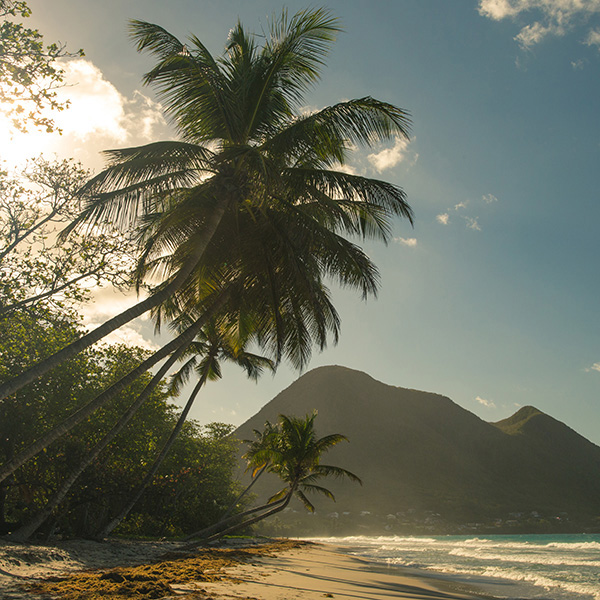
<box><xmin>185</xmin><ymin>411</ymin><xmax>360</xmax><ymax>545</ymax></box>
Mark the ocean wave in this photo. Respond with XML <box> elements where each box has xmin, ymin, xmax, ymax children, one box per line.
<box><xmin>325</xmin><ymin>535</ymin><xmax>600</xmax><ymax>600</ymax></box>
<box><xmin>310</xmin><ymin>535</ymin><xmax>439</xmax><ymax>545</ymax></box>
<box><xmin>545</xmin><ymin>541</ymin><xmax>600</xmax><ymax>551</ymax></box>
<box><xmin>448</xmin><ymin>547</ymin><xmax>600</xmax><ymax>567</ymax></box>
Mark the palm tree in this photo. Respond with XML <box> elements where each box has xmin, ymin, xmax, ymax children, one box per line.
<box><xmin>95</xmin><ymin>319</ymin><xmax>273</xmax><ymax>538</ymax></box>
<box><xmin>183</xmin><ymin>419</ymin><xmax>280</xmax><ymax>542</ymax></box>
<box><xmin>0</xmin><ymin>8</ymin><xmax>412</xmax><ymax>485</ymax></box>
<box><xmin>0</xmin><ymin>7</ymin><xmax>411</xmax><ymax>402</ymax></box>
<box><xmin>184</xmin><ymin>412</ymin><xmax>361</xmax><ymax>546</ymax></box>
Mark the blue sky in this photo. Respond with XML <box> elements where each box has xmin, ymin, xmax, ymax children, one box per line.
<box><xmin>12</xmin><ymin>0</ymin><xmax>600</xmax><ymax>443</ymax></box>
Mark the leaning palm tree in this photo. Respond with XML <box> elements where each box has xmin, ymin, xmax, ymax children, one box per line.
<box><xmin>185</xmin><ymin>412</ymin><xmax>361</xmax><ymax>546</ymax></box>
<box><xmin>0</xmin><ymin>8</ymin><xmax>413</xmax><ymax>484</ymax></box>
<box><xmin>95</xmin><ymin>319</ymin><xmax>274</xmax><ymax>538</ymax></box>
<box><xmin>183</xmin><ymin>419</ymin><xmax>280</xmax><ymax>542</ymax></box>
<box><xmin>0</xmin><ymin>7</ymin><xmax>411</xmax><ymax>402</ymax></box>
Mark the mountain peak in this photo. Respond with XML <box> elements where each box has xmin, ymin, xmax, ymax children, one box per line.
<box><xmin>494</xmin><ymin>405</ymin><xmax>543</xmax><ymax>435</ymax></box>
<box><xmin>235</xmin><ymin>367</ymin><xmax>600</xmax><ymax>530</ymax></box>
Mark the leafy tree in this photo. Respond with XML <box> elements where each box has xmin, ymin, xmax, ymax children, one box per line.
<box><xmin>185</xmin><ymin>412</ymin><xmax>361</xmax><ymax>545</ymax></box>
<box><xmin>0</xmin><ymin>0</ymin><xmax>84</xmax><ymax>132</ymax></box>
<box><xmin>96</xmin><ymin>319</ymin><xmax>273</xmax><ymax>538</ymax></box>
<box><xmin>0</xmin><ymin>7</ymin><xmax>412</xmax><ymax>408</ymax></box>
<box><xmin>0</xmin><ymin>307</ymin><xmax>243</xmax><ymax>539</ymax></box>
<box><xmin>0</xmin><ymin>156</ymin><xmax>135</xmax><ymax>317</ymax></box>
<box><xmin>115</xmin><ymin>422</ymin><xmax>244</xmax><ymax>538</ymax></box>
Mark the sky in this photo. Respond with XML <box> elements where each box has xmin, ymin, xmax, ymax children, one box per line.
<box><xmin>4</xmin><ymin>0</ymin><xmax>600</xmax><ymax>443</ymax></box>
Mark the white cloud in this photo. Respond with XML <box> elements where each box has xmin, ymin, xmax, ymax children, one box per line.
<box><xmin>299</xmin><ymin>104</ymin><xmax>321</xmax><ymax>117</ymax></box>
<box><xmin>476</xmin><ymin>395</ymin><xmax>497</xmax><ymax>409</ymax></box>
<box><xmin>571</xmin><ymin>58</ymin><xmax>586</xmax><ymax>68</ymax></box>
<box><xmin>465</xmin><ymin>216</ymin><xmax>482</xmax><ymax>231</ymax></box>
<box><xmin>479</xmin><ymin>0</ymin><xmax>523</xmax><ymax>20</ymax></box>
<box><xmin>367</xmin><ymin>136</ymin><xmax>414</xmax><ymax>173</ymax></box>
<box><xmin>438</xmin><ymin>194</ymin><xmax>496</xmax><ymax>229</ymax></box>
<box><xmin>585</xmin><ymin>27</ymin><xmax>600</xmax><ymax>46</ymax></box>
<box><xmin>516</xmin><ymin>21</ymin><xmax>559</xmax><ymax>48</ymax></box>
<box><xmin>80</xmin><ymin>287</ymin><xmax>160</xmax><ymax>351</ymax></box>
<box><xmin>483</xmin><ymin>193</ymin><xmax>498</xmax><ymax>203</ymax></box>
<box><xmin>0</xmin><ymin>58</ymin><xmax>168</xmax><ymax>170</ymax></box>
<box><xmin>100</xmin><ymin>325</ymin><xmax>160</xmax><ymax>351</ymax></box>
<box><xmin>394</xmin><ymin>237</ymin><xmax>417</xmax><ymax>247</ymax></box>
<box><xmin>53</xmin><ymin>60</ymin><xmax>129</xmax><ymax>141</ymax></box>
<box><xmin>478</xmin><ymin>0</ymin><xmax>600</xmax><ymax>48</ymax></box>
<box><xmin>336</xmin><ymin>163</ymin><xmax>358</xmax><ymax>175</ymax></box>
<box><xmin>585</xmin><ymin>362</ymin><xmax>600</xmax><ymax>372</ymax></box>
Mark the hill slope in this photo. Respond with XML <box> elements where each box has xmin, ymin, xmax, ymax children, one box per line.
<box><xmin>234</xmin><ymin>366</ymin><xmax>600</xmax><ymax>532</ymax></box>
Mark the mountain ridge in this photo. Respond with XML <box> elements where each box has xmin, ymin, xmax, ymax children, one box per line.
<box><xmin>234</xmin><ymin>365</ymin><xmax>600</xmax><ymax>533</ymax></box>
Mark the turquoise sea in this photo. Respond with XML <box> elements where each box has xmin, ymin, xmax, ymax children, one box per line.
<box><xmin>310</xmin><ymin>534</ymin><xmax>600</xmax><ymax>599</ymax></box>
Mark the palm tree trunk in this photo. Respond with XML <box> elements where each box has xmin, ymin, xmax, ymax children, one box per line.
<box><xmin>9</xmin><ymin>342</ymin><xmax>188</xmax><ymax>542</ymax></box>
<box><xmin>97</xmin><ymin>370</ymin><xmax>209</xmax><ymax>538</ymax></box>
<box><xmin>0</xmin><ymin>288</ymin><xmax>231</xmax><ymax>485</ymax></box>
<box><xmin>188</xmin><ymin>491</ymin><xmax>294</xmax><ymax>547</ymax></box>
<box><xmin>182</xmin><ymin>487</ymin><xmax>286</xmax><ymax>545</ymax></box>
<box><xmin>217</xmin><ymin>463</ymin><xmax>268</xmax><ymax>523</ymax></box>
<box><xmin>0</xmin><ymin>195</ymin><xmax>230</xmax><ymax>402</ymax></box>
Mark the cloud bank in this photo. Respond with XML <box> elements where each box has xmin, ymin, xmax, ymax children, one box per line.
<box><xmin>478</xmin><ymin>0</ymin><xmax>600</xmax><ymax>49</ymax></box>
<box><xmin>0</xmin><ymin>58</ymin><xmax>168</xmax><ymax>169</ymax></box>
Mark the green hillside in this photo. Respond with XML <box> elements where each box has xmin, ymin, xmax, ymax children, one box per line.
<box><xmin>234</xmin><ymin>366</ymin><xmax>600</xmax><ymax>534</ymax></box>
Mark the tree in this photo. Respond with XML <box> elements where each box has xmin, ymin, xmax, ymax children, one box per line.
<box><xmin>0</xmin><ymin>7</ymin><xmax>412</xmax><ymax>404</ymax></box>
<box><xmin>0</xmin><ymin>308</ymin><xmax>173</xmax><ymax>537</ymax></box>
<box><xmin>95</xmin><ymin>319</ymin><xmax>273</xmax><ymax>538</ymax></box>
<box><xmin>0</xmin><ymin>156</ymin><xmax>135</xmax><ymax>317</ymax></box>
<box><xmin>0</xmin><ymin>8</ymin><xmax>413</xmax><ymax>491</ymax></box>
<box><xmin>184</xmin><ymin>412</ymin><xmax>361</xmax><ymax>545</ymax></box>
<box><xmin>0</xmin><ymin>306</ymin><xmax>243</xmax><ymax>539</ymax></box>
<box><xmin>0</xmin><ymin>0</ymin><xmax>84</xmax><ymax>132</ymax></box>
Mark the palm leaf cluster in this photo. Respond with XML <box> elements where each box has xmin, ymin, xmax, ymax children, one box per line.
<box><xmin>245</xmin><ymin>411</ymin><xmax>360</xmax><ymax>512</ymax></box>
<box><xmin>72</xmin><ymin>7</ymin><xmax>412</xmax><ymax>369</ymax></box>
<box><xmin>184</xmin><ymin>411</ymin><xmax>360</xmax><ymax>545</ymax></box>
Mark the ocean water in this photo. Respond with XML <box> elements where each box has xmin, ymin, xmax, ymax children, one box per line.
<box><xmin>309</xmin><ymin>534</ymin><xmax>600</xmax><ymax>600</ymax></box>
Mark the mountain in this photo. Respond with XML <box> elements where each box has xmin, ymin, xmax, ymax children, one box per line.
<box><xmin>234</xmin><ymin>365</ymin><xmax>600</xmax><ymax>534</ymax></box>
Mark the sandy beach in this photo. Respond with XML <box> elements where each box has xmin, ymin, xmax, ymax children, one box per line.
<box><xmin>195</xmin><ymin>543</ymin><xmax>487</xmax><ymax>600</ymax></box>
<box><xmin>0</xmin><ymin>537</ymin><xmax>488</xmax><ymax>600</ymax></box>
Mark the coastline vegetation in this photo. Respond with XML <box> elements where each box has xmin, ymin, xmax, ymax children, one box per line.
<box><xmin>0</xmin><ymin>4</ymin><xmax>410</xmax><ymax>542</ymax></box>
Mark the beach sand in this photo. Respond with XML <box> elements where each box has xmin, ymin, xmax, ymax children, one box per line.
<box><xmin>0</xmin><ymin>538</ymin><xmax>488</xmax><ymax>599</ymax></box>
<box><xmin>195</xmin><ymin>542</ymin><xmax>487</xmax><ymax>600</ymax></box>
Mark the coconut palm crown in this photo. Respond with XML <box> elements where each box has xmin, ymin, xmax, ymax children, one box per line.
<box><xmin>248</xmin><ymin>412</ymin><xmax>361</xmax><ymax>512</ymax></box>
<box><xmin>73</xmin><ymin>7</ymin><xmax>412</xmax><ymax>368</ymax></box>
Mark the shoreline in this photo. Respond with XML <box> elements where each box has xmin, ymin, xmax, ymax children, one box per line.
<box><xmin>0</xmin><ymin>537</ymin><xmax>502</xmax><ymax>600</ymax></box>
<box><xmin>197</xmin><ymin>542</ymin><xmax>494</xmax><ymax>600</ymax></box>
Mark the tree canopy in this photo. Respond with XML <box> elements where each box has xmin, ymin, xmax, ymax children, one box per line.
<box><xmin>0</xmin><ymin>0</ymin><xmax>84</xmax><ymax>132</ymax></box>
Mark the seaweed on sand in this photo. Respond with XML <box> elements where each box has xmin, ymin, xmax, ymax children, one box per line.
<box><xmin>25</xmin><ymin>539</ymin><xmax>308</xmax><ymax>600</ymax></box>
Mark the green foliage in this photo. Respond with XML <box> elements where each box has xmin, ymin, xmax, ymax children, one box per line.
<box><xmin>0</xmin><ymin>156</ymin><xmax>136</xmax><ymax>317</ymax></box>
<box><xmin>0</xmin><ymin>307</ymin><xmax>243</xmax><ymax>538</ymax></box>
<box><xmin>117</xmin><ymin>422</ymin><xmax>243</xmax><ymax>537</ymax></box>
<box><xmin>0</xmin><ymin>0</ymin><xmax>84</xmax><ymax>132</ymax></box>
